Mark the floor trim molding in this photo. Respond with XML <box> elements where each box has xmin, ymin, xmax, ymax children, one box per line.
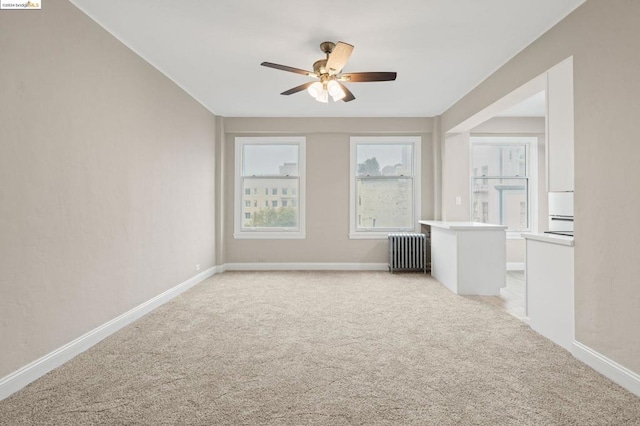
<box><xmin>572</xmin><ymin>340</ymin><xmax>640</xmax><ymax>397</ymax></box>
<box><xmin>224</xmin><ymin>262</ymin><xmax>389</xmax><ymax>271</ymax></box>
<box><xmin>212</xmin><ymin>264</ymin><xmax>226</xmax><ymax>274</ymax></box>
<box><xmin>0</xmin><ymin>266</ymin><xmax>218</xmax><ymax>401</ymax></box>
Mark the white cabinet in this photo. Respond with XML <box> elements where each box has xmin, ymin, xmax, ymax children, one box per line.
<box><xmin>524</xmin><ymin>234</ymin><xmax>574</xmax><ymax>351</ymax></box>
<box><xmin>420</xmin><ymin>221</ymin><xmax>506</xmax><ymax>296</ymax></box>
<box><xmin>546</xmin><ymin>57</ymin><xmax>575</xmax><ymax>192</ymax></box>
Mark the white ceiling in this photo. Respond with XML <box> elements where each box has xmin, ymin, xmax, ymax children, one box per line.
<box><xmin>496</xmin><ymin>91</ymin><xmax>546</xmax><ymax>117</ymax></box>
<box><xmin>69</xmin><ymin>0</ymin><xmax>584</xmax><ymax>118</ymax></box>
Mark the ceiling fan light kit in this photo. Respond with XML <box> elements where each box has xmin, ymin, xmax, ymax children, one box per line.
<box><xmin>307</xmin><ymin>79</ymin><xmax>346</xmax><ymax>103</ymax></box>
<box><xmin>261</xmin><ymin>41</ymin><xmax>397</xmax><ymax>104</ymax></box>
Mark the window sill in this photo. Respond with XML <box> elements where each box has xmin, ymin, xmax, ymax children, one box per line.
<box><xmin>349</xmin><ymin>232</ymin><xmax>398</xmax><ymax>240</ymax></box>
<box><xmin>234</xmin><ymin>232</ymin><xmax>306</xmax><ymax>240</ymax></box>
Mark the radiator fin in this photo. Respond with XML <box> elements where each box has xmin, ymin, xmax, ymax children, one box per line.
<box><xmin>388</xmin><ymin>233</ymin><xmax>427</xmax><ymax>273</ymax></box>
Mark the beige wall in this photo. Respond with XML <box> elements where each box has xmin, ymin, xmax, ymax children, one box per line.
<box><xmin>0</xmin><ymin>2</ymin><xmax>216</xmax><ymax>377</ymax></box>
<box><xmin>223</xmin><ymin>118</ymin><xmax>434</xmax><ymax>264</ymax></box>
<box><xmin>441</xmin><ymin>0</ymin><xmax>640</xmax><ymax>373</ymax></box>
<box><xmin>442</xmin><ymin>132</ymin><xmax>471</xmax><ymax>221</ymax></box>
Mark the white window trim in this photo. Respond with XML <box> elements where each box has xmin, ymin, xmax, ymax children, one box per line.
<box><xmin>469</xmin><ymin>136</ymin><xmax>538</xmax><ymax>237</ymax></box>
<box><xmin>349</xmin><ymin>136</ymin><xmax>421</xmax><ymax>239</ymax></box>
<box><xmin>234</xmin><ymin>136</ymin><xmax>306</xmax><ymax>240</ymax></box>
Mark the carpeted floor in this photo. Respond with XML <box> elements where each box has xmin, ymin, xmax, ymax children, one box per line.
<box><xmin>1</xmin><ymin>271</ymin><xmax>639</xmax><ymax>425</ymax></box>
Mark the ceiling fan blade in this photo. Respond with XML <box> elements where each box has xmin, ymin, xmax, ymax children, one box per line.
<box><xmin>339</xmin><ymin>72</ymin><xmax>397</xmax><ymax>82</ymax></box>
<box><xmin>338</xmin><ymin>82</ymin><xmax>356</xmax><ymax>102</ymax></box>
<box><xmin>326</xmin><ymin>42</ymin><xmax>354</xmax><ymax>74</ymax></box>
<box><xmin>281</xmin><ymin>82</ymin><xmax>315</xmax><ymax>96</ymax></box>
<box><xmin>261</xmin><ymin>62</ymin><xmax>314</xmax><ymax>77</ymax></box>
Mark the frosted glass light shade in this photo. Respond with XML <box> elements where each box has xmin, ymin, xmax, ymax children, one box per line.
<box><xmin>327</xmin><ymin>80</ymin><xmax>345</xmax><ymax>101</ymax></box>
<box><xmin>307</xmin><ymin>82</ymin><xmax>323</xmax><ymax>98</ymax></box>
<box><xmin>316</xmin><ymin>89</ymin><xmax>329</xmax><ymax>103</ymax></box>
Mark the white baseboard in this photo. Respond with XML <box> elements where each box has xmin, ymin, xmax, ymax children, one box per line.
<box><xmin>224</xmin><ymin>262</ymin><xmax>389</xmax><ymax>271</ymax></box>
<box><xmin>572</xmin><ymin>340</ymin><xmax>640</xmax><ymax>397</ymax></box>
<box><xmin>507</xmin><ymin>262</ymin><xmax>525</xmax><ymax>271</ymax></box>
<box><xmin>0</xmin><ymin>266</ymin><xmax>218</xmax><ymax>401</ymax></box>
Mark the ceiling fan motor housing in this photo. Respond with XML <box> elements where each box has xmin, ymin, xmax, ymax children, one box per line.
<box><xmin>313</xmin><ymin>59</ymin><xmax>328</xmax><ymax>76</ymax></box>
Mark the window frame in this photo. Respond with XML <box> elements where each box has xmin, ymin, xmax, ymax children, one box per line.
<box><xmin>349</xmin><ymin>136</ymin><xmax>421</xmax><ymax>239</ymax></box>
<box><xmin>469</xmin><ymin>136</ymin><xmax>538</xmax><ymax>237</ymax></box>
<box><xmin>234</xmin><ymin>136</ymin><xmax>306</xmax><ymax>240</ymax></box>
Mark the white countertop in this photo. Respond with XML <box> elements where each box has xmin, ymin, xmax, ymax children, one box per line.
<box><xmin>522</xmin><ymin>232</ymin><xmax>574</xmax><ymax>247</ymax></box>
<box><xmin>419</xmin><ymin>220</ymin><xmax>508</xmax><ymax>231</ymax></box>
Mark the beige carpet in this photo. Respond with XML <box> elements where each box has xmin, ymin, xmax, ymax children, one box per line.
<box><xmin>1</xmin><ymin>271</ymin><xmax>639</xmax><ymax>425</ymax></box>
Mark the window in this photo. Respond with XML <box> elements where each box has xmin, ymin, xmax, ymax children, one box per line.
<box><xmin>245</xmin><ymin>201</ymin><xmax>251</xmax><ymax>207</ymax></box>
<box><xmin>234</xmin><ymin>137</ymin><xmax>306</xmax><ymax>239</ymax></box>
<box><xmin>350</xmin><ymin>136</ymin><xmax>421</xmax><ymax>239</ymax></box>
<box><xmin>282</xmin><ymin>200</ymin><xmax>288</xmax><ymax>207</ymax></box>
<box><xmin>282</xmin><ymin>188</ymin><xmax>288</xmax><ymax>195</ymax></box>
<box><xmin>244</xmin><ymin>188</ymin><xmax>250</xmax><ymax>195</ymax></box>
<box><xmin>470</xmin><ymin>137</ymin><xmax>537</xmax><ymax>233</ymax></box>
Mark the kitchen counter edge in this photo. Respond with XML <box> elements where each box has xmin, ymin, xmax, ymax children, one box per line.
<box><xmin>419</xmin><ymin>221</ymin><xmax>508</xmax><ymax>231</ymax></box>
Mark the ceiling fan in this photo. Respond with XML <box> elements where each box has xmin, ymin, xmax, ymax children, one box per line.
<box><xmin>261</xmin><ymin>41</ymin><xmax>397</xmax><ymax>103</ymax></box>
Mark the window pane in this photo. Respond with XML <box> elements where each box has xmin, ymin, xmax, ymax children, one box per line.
<box><xmin>356</xmin><ymin>144</ymin><xmax>413</xmax><ymax>176</ymax></box>
<box><xmin>356</xmin><ymin>178</ymin><xmax>413</xmax><ymax>229</ymax></box>
<box><xmin>471</xmin><ymin>145</ymin><xmax>526</xmax><ymax>177</ymax></box>
<box><xmin>472</xmin><ymin>178</ymin><xmax>528</xmax><ymax>231</ymax></box>
<box><xmin>242</xmin><ymin>177</ymin><xmax>298</xmax><ymax>229</ymax></box>
<box><xmin>243</xmin><ymin>145</ymin><xmax>298</xmax><ymax>176</ymax></box>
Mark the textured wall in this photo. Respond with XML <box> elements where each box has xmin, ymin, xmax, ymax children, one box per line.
<box><xmin>0</xmin><ymin>2</ymin><xmax>216</xmax><ymax>377</ymax></box>
<box><xmin>441</xmin><ymin>0</ymin><xmax>640</xmax><ymax>373</ymax></box>
<box><xmin>222</xmin><ymin>118</ymin><xmax>434</xmax><ymax>264</ymax></box>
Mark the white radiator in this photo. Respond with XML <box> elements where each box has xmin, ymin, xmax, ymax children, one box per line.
<box><xmin>388</xmin><ymin>233</ymin><xmax>427</xmax><ymax>273</ymax></box>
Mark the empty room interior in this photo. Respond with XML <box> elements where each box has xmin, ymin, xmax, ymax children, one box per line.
<box><xmin>1</xmin><ymin>0</ymin><xmax>639</xmax><ymax>424</ymax></box>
